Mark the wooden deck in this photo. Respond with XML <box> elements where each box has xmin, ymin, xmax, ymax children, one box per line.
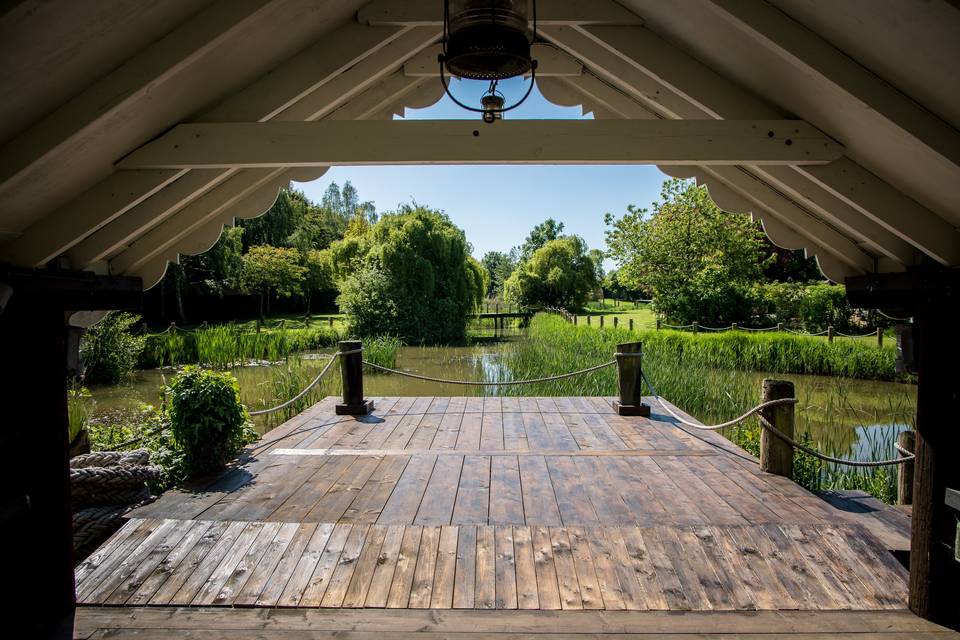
<box><xmin>72</xmin><ymin>396</ymin><xmax>955</xmax><ymax>638</ymax></box>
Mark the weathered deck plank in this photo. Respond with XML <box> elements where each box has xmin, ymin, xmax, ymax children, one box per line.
<box><xmin>73</xmin><ymin>395</ymin><xmax>928</xmax><ymax>638</ymax></box>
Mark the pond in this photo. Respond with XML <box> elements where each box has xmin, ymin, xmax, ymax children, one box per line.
<box><xmin>87</xmin><ymin>334</ymin><xmax>916</xmax><ymax>465</ymax></box>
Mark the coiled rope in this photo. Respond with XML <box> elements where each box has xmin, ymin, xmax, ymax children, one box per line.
<box><xmin>640</xmin><ymin>371</ymin><xmax>915</xmax><ymax>467</ymax></box>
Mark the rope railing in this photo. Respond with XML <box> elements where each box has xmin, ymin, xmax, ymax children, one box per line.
<box><xmin>248</xmin><ymin>353</ymin><xmax>339</xmax><ymax>416</ymax></box>
<box><xmin>361</xmin><ymin>359</ymin><xmax>616</xmax><ymax>386</ymax></box>
<box><xmin>640</xmin><ymin>370</ymin><xmax>915</xmax><ymax>468</ymax></box>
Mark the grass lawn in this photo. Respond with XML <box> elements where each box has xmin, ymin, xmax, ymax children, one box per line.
<box><xmin>577</xmin><ymin>299</ymin><xmax>657</xmax><ymax>330</ymax></box>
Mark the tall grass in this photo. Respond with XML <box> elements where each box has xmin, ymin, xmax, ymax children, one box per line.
<box><xmin>141</xmin><ymin>324</ymin><xmax>342</xmax><ymax>368</ymax></box>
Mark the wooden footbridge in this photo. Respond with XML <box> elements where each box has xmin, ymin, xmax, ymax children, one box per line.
<box><xmin>71</xmin><ymin>392</ymin><xmax>953</xmax><ymax>638</ymax></box>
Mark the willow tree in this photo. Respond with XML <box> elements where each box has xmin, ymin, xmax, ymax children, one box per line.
<box><xmin>503</xmin><ymin>236</ymin><xmax>598</xmax><ymax>310</ymax></box>
<box><xmin>324</xmin><ymin>206</ymin><xmax>485</xmax><ymax>343</ymax></box>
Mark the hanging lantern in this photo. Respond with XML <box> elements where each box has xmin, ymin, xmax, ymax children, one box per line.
<box><xmin>439</xmin><ymin>0</ymin><xmax>538</xmax><ymax>122</ymax></box>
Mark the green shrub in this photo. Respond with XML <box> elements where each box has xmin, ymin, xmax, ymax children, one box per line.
<box><xmin>168</xmin><ymin>366</ymin><xmax>257</xmax><ymax>476</ymax></box>
<box><xmin>80</xmin><ymin>312</ymin><xmax>146</xmax><ymax>383</ymax></box>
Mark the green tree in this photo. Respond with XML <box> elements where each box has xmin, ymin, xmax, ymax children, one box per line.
<box><xmin>240</xmin><ymin>245</ymin><xmax>307</xmax><ymax>317</ymax></box>
<box><xmin>605</xmin><ymin>179</ymin><xmax>771</xmax><ymax>324</ymax></box>
<box><xmin>325</xmin><ymin>206</ymin><xmax>484</xmax><ymax>343</ymax></box>
<box><xmin>518</xmin><ymin>218</ymin><xmax>565</xmax><ymax>261</ymax></box>
<box><xmin>300</xmin><ymin>249</ymin><xmax>334</xmax><ymax>312</ymax></box>
<box><xmin>480</xmin><ymin>251</ymin><xmax>516</xmax><ymax>297</ymax></box>
<box><xmin>503</xmin><ymin>236</ymin><xmax>598</xmax><ymax>310</ymax></box>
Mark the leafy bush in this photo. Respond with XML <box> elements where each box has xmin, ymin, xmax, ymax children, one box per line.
<box><xmin>167</xmin><ymin>366</ymin><xmax>257</xmax><ymax>477</ymax></box>
<box><xmin>80</xmin><ymin>312</ymin><xmax>146</xmax><ymax>384</ymax></box>
<box><xmin>751</xmin><ymin>281</ymin><xmax>854</xmax><ymax>332</ymax></box>
<box><xmin>503</xmin><ymin>236</ymin><xmax>598</xmax><ymax>310</ymax></box>
<box><xmin>325</xmin><ymin>206</ymin><xmax>485</xmax><ymax>343</ymax></box>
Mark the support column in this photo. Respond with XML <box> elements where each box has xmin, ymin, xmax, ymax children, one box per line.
<box><xmin>910</xmin><ymin>304</ymin><xmax>959</xmax><ymax>625</ymax></box>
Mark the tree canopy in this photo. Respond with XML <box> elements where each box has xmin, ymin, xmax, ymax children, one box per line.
<box><xmin>518</xmin><ymin>218</ymin><xmax>565</xmax><ymax>262</ymax></box>
<box><xmin>324</xmin><ymin>205</ymin><xmax>485</xmax><ymax>343</ymax></box>
<box><xmin>480</xmin><ymin>251</ymin><xmax>516</xmax><ymax>298</ymax></box>
<box><xmin>605</xmin><ymin>179</ymin><xmax>772</xmax><ymax>324</ymax></box>
<box><xmin>503</xmin><ymin>235</ymin><xmax>598</xmax><ymax>310</ymax></box>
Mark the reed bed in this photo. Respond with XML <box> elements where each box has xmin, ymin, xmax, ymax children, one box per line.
<box><xmin>140</xmin><ymin>324</ymin><xmax>342</xmax><ymax>368</ymax></box>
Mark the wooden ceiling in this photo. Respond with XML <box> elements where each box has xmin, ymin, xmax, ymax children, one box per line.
<box><xmin>1</xmin><ymin>0</ymin><xmax>957</xmax><ymax>287</ymax></box>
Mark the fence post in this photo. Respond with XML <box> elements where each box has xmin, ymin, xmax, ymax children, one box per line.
<box><xmin>731</xmin><ymin>322</ymin><xmax>738</xmax><ymax>331</ymax></box>
<box><xmin>629</xmin><ymin>318</ymin><xmax>634</xmax><ymax>332</ymax></box>
<box><xmin>898</xmin><ymin>430</ymin><xmax>915</xmax><ymax>505</ymax></box>
<box><xmin>693</xmin><ymin>322</ymin><xmax>698</xmax><ymax>333</ymax></box>
<box><xmin>587</xmin><ymin>316</ymin><xmax>591</xmax><ymax>326</ymax></box>
<box><xmin>656</xmin><ymin>318</ymin><xmax>661</xmax><ymax>331</ymax></box>
<box><xmin>777</xmin><ymin>322</ymin><xmax>783</xmax><ymax>332</ymax></box>
<box><xmin>335</xmin><ymin>340</ymin><xmax>374</xmax><ymax>415</ymax></box>
<box><xmin>613</xmin><ymin>341</ymin><xmax>650</xmax><ymax>416</ymax></box>
<box><xmin>600</xmin><ymin>316</ymin><xmax>604</xmax><ymax>328</ymax></box>
<box><xmin>877</xmin><ymin>327</ymin><xmax>884</xmax><ymax>348</ymax></box>
<box><xmin>759</xmin><ymin>379</ymin><xmax>795</xmax><ymax>478</ymax></box>
<box><xmin>256</xmin><ymin>318</ymin><xmax>261</xmax><ymax>333</ymax></box>
<box><xmin>328</xmin><ymin>317</ymin><xmax>334</xmax><ymax>327</ymax></box>
<box><xmin>573</xmin><ymin>315</ymin><xmax>577</xmax><ymax>326</ymax></box>
<box><xmin>613</xmin><ymin>317</ymin><xmax>618</xmax><ymax>328</ymax></box>
<box><xmin>827</xmin><ymin>325</ymin><xmax>834</xmax><ymax>342</ymax></box>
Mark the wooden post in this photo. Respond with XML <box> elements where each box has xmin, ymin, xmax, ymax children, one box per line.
<box><xmin>629</xmin><ymin>318</ymin><xmax>634</xmax><ymax>331</ymax></box>
<box><xmin>587</xmin><ymin>315</ymin><xmax>591</xmax><ymax>326</ymax></box>
<box><xmin>898</xmin><ymin>430</ymin><xmax>915</xmax><ymax>505</ymax></box>
<box><xmin>612</xmin><ymin>341</ymin><xmax>650</xmax><ymax>416</ymax></box>
<box><xmin>777</xmin><ymin>322</ymin><xmax>783</xmax><ymax>332</ymax></box>
<box><xmin>759</xmin><ymin>379</ymin><xmax>795</xmax><ymax>478</ymax></box>
<box><xmin>693</xmin><ymin>322</ymin><xmax>698</xmax><ymax>333</ymax></box>
<box><xmin>335</xmin><ymin>340</ymin><xmax>373</xmax><ymax>415</ymax></box>
<box><xmin>656</xmin><ymin>318</ymin><xmax>661</xmax><ymax>330</ymax></box>
<box><xmin>573</xmin><ymin>315</ymin><xmax>577</xmax><ymax>326</ymax></box>
<box><xmin>256</xmin><ymin>317</ymin><xmax>261</xmax><ymax>333</ymax></box>
<box><xmin>328</xmin><ymin>317</ymin><xmax>334</xmax><ymax>327</ymax></box>
<box><xmin>613</xmin><ymin>317</ymin><xmax>618</xmax><ymax>328</ymax></box>
<box><xmin>827</xmin><ymin>325</ymin><xmax>834</xmax><ymax>342</ymax></box>
<box><xmin>732</xmin><ymin>322</ymin><xmax>738</xmax><ymax>331</ymax></box>
<box><xmin>877</xmin><ymin>327</ymin><xmax>884</xmax><ymax>348</ymax></box>
<box><xmin>600</xmin><ymin>316</ymin><xmax>604</xmax><ymax>328</ymax></box>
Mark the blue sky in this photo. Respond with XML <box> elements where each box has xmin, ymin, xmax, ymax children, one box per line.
<box><xmin>295</xmin><ymin>76</ymin><xmax>671</xmax><ymax>264</ymax></box>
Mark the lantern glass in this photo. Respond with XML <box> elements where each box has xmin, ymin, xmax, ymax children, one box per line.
<box><xmin>445</xmin><ymin>0</ymin><xmax>532</xmax><ymax>80</ymax></box>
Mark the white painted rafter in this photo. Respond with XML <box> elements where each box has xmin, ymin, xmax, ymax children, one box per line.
<box><xmin>0</xmin><ymin>21</ymin><xmax>437</xmax><ymax>270</ymax></box>
<box><xmin>705</xmin><ymin>0</ymin><xmax>960</xmax><ymax>169</ymax></box>
<box><xmin>542</xmin><ymin>23</ymin><xmax>960</xmax><ymax>266</ymax></box>
<box><xmin>0</xmin><ymin>0</ymin><xmax>277</xmax><ymax>194</ymax></box>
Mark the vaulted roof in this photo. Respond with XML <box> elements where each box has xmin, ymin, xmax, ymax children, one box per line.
<box><xmin>1</xmin><ymin>0</ymin><xmax>958</xmax><ymax>287</ymax></box>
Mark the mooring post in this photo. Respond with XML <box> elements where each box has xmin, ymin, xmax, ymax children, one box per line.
<box><xmin>613</xmin><ymin>341</ymin><xmax>650</xmax><ymax>416</ymax></box>
<box><xmin>827</xmin><ymin>325</ymin><xmax>834</xmax><ymax>342</ymax></box>
<box><xmin>760</xmin><ymin>379</ymin><xmax>795</xmax><ymax>478</ymax></box>
<box><xmin>898</xmin><ymin>430</ymin><xmax>916</xmax><ymax>505</ymax></box>
<box><xmin>877</xmin><ymin>327</ymin><xmax>884</xmax><ymax>348</ymax></box>
<box><xmin>335</xmin><ymin>339</ymin><xmax>374</xmax><ymax>415</ymax></box>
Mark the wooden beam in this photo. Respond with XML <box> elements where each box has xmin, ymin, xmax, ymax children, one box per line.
<box><xmin>705</xmin><ymin>0</ymin><xmax>960</xmax><ymax>169</ymax></box>
<box><xmin>543</xmin><ymin>23</ymin><xmax>960</xmax><ymax>266</ymax></box>
<box><xmin>117</xmin><ymin>120</ymin><xmax>844</xmax><ymax>169</ymax></box>
<box><xmin>357</xmin><ymin>0</ymin><xmax>643</xmax><ymax>26</ymax></box>
<box><xmin>0</xmin><ymin>0</ymin><xmax>276</xmax><ymax>193</ymax></box>
<box><xmin>0</xmin><ymin>23</ymin><xmax>434</xmax><ymax>271</ymax></box>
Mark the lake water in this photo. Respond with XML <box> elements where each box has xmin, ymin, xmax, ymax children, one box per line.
<box><xmin>87</xmin><ymin>334</ymin><xmax>916</xmax><ymax>464</ymax></box>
